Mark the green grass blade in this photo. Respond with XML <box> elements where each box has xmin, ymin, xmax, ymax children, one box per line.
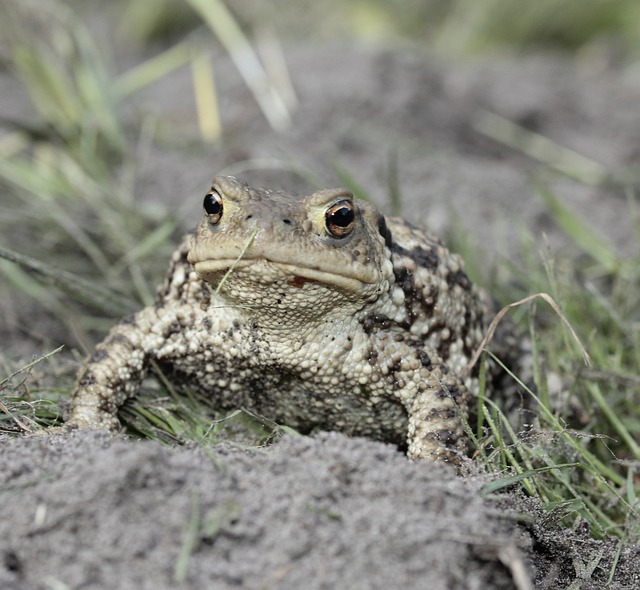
<box><xmin>474</xmin><ymin>110</ymin><xmax>610</xmax><ymax>185</ymax></box>
<box><xmin>537</xmin><ymin>186</ymin><xmax>622</xmax><ymax>273</ymax></box>
<box><xmin>480</xmin><ymin>463</ymin><xmax>581</xmax><ymax>496</ymax></box>
<box><xmin>333</xmin><ymin>162</ymin><xmax>372</xmax><ymax>202</ymax></box>
<box><xmin>174</xmin><ymin>493</ymin><xmax>200</xmax><ymax>583</ymax></box>
<box><xmin>587</xmin><ymin>382</ymin><xmax>640</xmax><ymax>461</ymax></box>
<box><xmin>0</xmin><ymin>246</ymin><xmax>135</xmax><ymax>317</ymax></box>
<box><xmin>114</xmin><ymin>38</ymin><xmax>197</xmax><ymax>99</ymax></box>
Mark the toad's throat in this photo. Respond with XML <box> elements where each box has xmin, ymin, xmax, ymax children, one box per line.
<box><xmin>192</xmin><ymin>257</ymin><xmax>375</xmax><ymax>293</ymax></box>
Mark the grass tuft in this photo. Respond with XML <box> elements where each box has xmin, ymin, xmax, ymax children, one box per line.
<box><xmin>467</xmin><ymin>185</ymin><xmax>640</xmax><ymax>539</ymax></box>
<box><xmin>0</xmin><ymin>346</ymin><xmax>68</xmax><ymax>434</ymax></box>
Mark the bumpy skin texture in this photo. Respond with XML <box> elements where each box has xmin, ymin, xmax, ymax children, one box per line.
<box><xmin>69</xmin><ymin>176</ymin><xmax>496</xmax><ymax>462</ymax></box>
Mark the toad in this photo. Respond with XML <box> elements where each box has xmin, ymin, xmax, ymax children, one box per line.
<box><xmin>67</xmin><ymin>176</ymin><xmax>512</xmax><ymax>462</ymax></box>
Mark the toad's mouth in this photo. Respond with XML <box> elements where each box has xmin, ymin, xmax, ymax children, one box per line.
<box><xmin>192</xmin><ymin>257</ymin><xmax>376</xmax><ymax>293</ymax></box>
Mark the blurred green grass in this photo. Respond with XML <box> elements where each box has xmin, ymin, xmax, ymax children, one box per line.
<box><xmin>117</xmin><ymin>0</ymin><xmax>640</xmax><ymax>56</ymax></box>
<box><xmin>0</xmin><ymin>0</ymin><xmax>639</xmax><ymax>552</ymax></box>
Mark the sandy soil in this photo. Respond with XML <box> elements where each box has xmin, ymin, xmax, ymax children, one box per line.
<box><xmin>1</xmin><ymin>34</ymin><xmax>640</xmax><ymax>590</ymax></box>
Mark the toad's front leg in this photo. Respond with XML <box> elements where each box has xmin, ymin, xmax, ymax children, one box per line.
<box><xmin>66</xmin><ymin>307</ymin><xmax>169</xmax><ymax>431</ymax></box>
<box><xmin>402</xmin><ymin>368</ymin><xmax>470</xmax><ymax>463</ymax></box>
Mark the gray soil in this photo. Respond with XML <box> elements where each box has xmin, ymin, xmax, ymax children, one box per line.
<box><xmin>1</xmin><ymin>431</ymin><xmax>639</xmax><ymax>590</ymax></box>
<box><xmin>2</xmin><ymin>27</ymin><xmax>640</xmax><ymax>590</ymax></box>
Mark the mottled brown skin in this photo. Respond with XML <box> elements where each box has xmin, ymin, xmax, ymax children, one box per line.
<box><xmin>69</xmin><ymin>176</ymin><xmax>497</xmax><ymax>462</ymax></box>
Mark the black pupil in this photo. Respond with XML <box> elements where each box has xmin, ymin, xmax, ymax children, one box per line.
<box><xmin>204</xmin><ymin>192</ymin><xmax>222</xmax><ymax>215</ymax></box>
<box><xmin>330</xmin><ymin>205</ymin><xmax>354</xmax><ymax>227</ymax></box>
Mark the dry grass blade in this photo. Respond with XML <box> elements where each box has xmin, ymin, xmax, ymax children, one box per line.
<box><xmin>255</xmin><ymin>25</ymin><xmax>297</xmax><ymax>111</ymax></box>
<box><xmin>498</xmin><ymin>545</ymin><xmax>534</xmax><ymax>590</ymax></box>
<box><xmin>0</xmin><ymin>346</ymin><xmax>65</xmax><ymax>390</ymax></box>
<box><xmin>214</xmin><ymin>228</ymin><xmax>258</xmax><ymax>295</ymax></box>
<box><xmin>0</xmin><ymin>399</ymin><xmax>31</xmax><ymax>433</ymax></box>
<box><xmin>464</xmin><ymin>292</ymin><xmax>591</xmax><ymax>377</ymax></box>
<box><xmin>191</xmin><ymin>52</ymin><xmax>222</xmax><ymax>142</ymax></box>
<box><xmin>186</xmin><ymin>0</ymin><xmax>292</xmax><ymax>131</ymax></box>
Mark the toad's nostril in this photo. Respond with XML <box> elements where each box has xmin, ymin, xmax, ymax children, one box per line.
<box><xmin>282</xmin><ymin>219</ymin><xmax>291</xmax><ymax>225</ymax></box>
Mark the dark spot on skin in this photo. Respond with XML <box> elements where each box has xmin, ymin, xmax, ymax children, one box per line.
<box><xmin>436</xmin><ymin>334</ymin><xmax>453</xmax><ymax>362</ymax></box>
<box><xmin>360</xmin><ymin>314</ymin><xmax>394</xmax><ymax>335</ymax></box>
<box><xmin>417</xmin><ymin>349</ymin><xmax>432</xmax><ymax>369</ymax></box>
<box><xmin>178</xmin><ymin>284</ymin><xmax>189</xmax><ymax>303</ymax></box>
<box><xmin>393</xmin><ymin>266</ymin><xmax>412</xmax><ymax>292</ymax></box>
<box><xmin>350</xmin><ymin>248</ymin><xmax>367</xmax><ymax>262</ymax></box>
<box><xmin>411</xmin><ymin>245</ymin><xmax>440</xmax><ymax>271</ymax></box>
<box><xmin>444</xmin><ymin>383</ymin><xmax>460</xmax><ymax>402</ymax></box>
<box><xmin>447</xmin><ymin>269</ymin><xmax>472</xmax><ymax>290</ymax></box>
<box><xmin>461</xmin><ymin>308</ymin><xmax>481</xmax><ymax>361</ymax></box>
<box><xmin>202</xmin><ymin>317</ymin><xmax>212</xmax><ymax>330</ymax></box>
<box><xmin>433</xmin><ymin>376</ymin><xmax>464</xmax><ymax>403</ymax></box>
<box><xmin>377</xmin><ymin>215</ymin><xmax>394</xmax><ymax>249</ymax></box>
<box><xmin>421</xmin><ymin>288</ymin><xmax>439</xmax><ymax>316</ymax></box>
<box><xmin>98</xmin><ymin>397</ymin><xmax>116</xmax><ymax>414</ymax></box>
<box><xmin>367</xmin><ymin>348</ymin><xmax>379</xmax><ymax>366</ymax></box>
<box><xmin>110</xmin><ymin>334</ymin><xmax>135</xmax><ymax>349</ymax></box>
<box><xmin>438</xmin><ymin>389</ymin><xmax>451</xmax><ymax>399</ymax></box>
<box><xmin>391</xmin><ymin>267</ymin><xmax>423</xmax><ymax>327</ymax></box>
<box><xmin>77</xmin><ymin>371</ymin><xmax>97</xmax><ymax>387</ymax></box>
<box><xmin>392</xmin><ymin>243</ymin><xmax>439</xmax><ymax>271</ymax></box>
<box><xmin>160</xmin><ymin>320</ymin><xmax>182</xmax><ymax>339</ymax></box>
<box><xmin>387</xmin><ymin>357</ymin><xmax>402</xmax><ymax>375</ymax></box>
<box><xmin>288</xmin><ymin>276</ymin><xmax>307</xmax><ymax>288</ymax></box>
<box><xmin>91</xmin><ymin>349</ymin><xmax>108</xmax><ymax>363</ymax></box>
<box><xmin>425</xmin><ymin>429</ymin><xmax>458</xmax><ymax>447</ymax></box>
<box><xmin>361</xmin><ymin>317</ymin><xmax>375</xmax><ymax>335</ymax></box>
<box><xmin>197</xmin><ymin>287</ymin><xmax>212</xmax><ymax>308</ymax></box>
<box><xmin>392</xmin><ymin>263</ymin><xmax>440</xmax><ymax>329</ymax></box>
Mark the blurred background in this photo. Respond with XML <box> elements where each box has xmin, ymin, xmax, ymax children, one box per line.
<box><xmin>1</xmin><ymin>0</ymin><xmax>639</xmax><ymax>356</ymax></box>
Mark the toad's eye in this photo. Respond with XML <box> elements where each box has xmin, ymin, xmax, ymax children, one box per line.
<box><xmin>203</xmin><ymin>189</ymin><xmax>223</xmax><ymax>224</ymax></box>
<box><xmin>325</xmin><ymin>200</ymin><xmax>355</xmax><ymax>238</ymax></box>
